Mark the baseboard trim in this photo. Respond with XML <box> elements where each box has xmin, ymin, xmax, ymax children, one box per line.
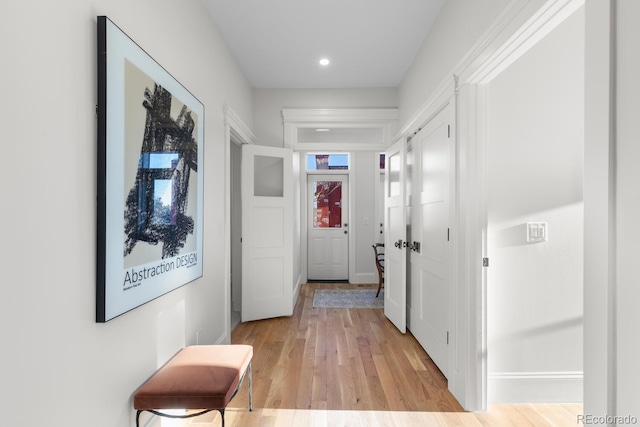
<box><xmin>354</xmin><ymin>272</ymin><xmax>377</xmax><ymax>284</ymax></box>
<box><xmin>488</xmin><ymin>371</ymin><xmax>583</xmax><ymax>403</ymax></box>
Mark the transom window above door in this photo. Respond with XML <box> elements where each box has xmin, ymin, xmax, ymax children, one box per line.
<box><xmin>306</xmin><ymin>153</ymin><xmax>349</xmax><ymax>171</ymax></box>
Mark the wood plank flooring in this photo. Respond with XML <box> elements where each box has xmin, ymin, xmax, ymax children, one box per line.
<box><xmin>172</xmin><ymin>283</ymin><xmax>583</xmax><ymax>426</ymax></box>
<box><xmin>232</xmin><ymin>282</ymin><xmax>462</xmax><ymax>413</ymax></box>
<box><xmin>173</xmin><ymin>404</ymin><xmax>583</xmax><ymax>426</ymax></box>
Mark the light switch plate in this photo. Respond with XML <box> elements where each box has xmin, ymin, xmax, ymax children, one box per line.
<box><xmin>527</xmin><ymin>222</ymin><xmax>547</xmax><ymax>243</ymax></box>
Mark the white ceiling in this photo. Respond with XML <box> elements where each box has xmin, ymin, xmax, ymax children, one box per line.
<box><xmin>201</xmin><ymin>0</ymin><xmax>446</xmax><ymax>89</ymax></box>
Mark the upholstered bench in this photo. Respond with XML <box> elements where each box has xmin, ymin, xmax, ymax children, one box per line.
<box><xmin>134</xmin><ymin>345</ymin><xmax>253</xmax><ymax>427</ymax></box>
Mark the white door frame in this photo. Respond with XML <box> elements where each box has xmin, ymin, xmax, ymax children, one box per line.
<box><xmin>282</xmin><ymin>109</ymin><xmax>399</xmax><ymax>285</ymax></box>
<box><xmin>583</xmin><ymin>1</ymin><xmax>615</xmax><ymax>416</ymax></box>
<box><xmin>457</xmin><ymin>0</ymin><xmax>586</xmax><ymax>410</ymax></box>
<box><xmin>223</xmin><ymin>105</ymin><xmax>256</xmax><ymax>343</ymax></box>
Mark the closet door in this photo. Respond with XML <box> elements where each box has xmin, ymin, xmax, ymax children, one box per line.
<box><xmin>410</xmin><ymin>103</ymin><xmax>454</xmax><ymax>378</ymax></box>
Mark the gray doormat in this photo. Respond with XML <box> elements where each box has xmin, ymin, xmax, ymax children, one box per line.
<box><xmin>312</xmin><ymin>289</ymin><xmax>384</xmax><ymax>309</ymax></box>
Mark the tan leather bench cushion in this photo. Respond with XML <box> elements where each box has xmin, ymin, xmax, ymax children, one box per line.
<box><xmin>134</xmin><ymin>345</ymin><xmax>253</xmax><ymax>410</ymax></box>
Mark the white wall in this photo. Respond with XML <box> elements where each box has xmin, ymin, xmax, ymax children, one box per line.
<box><xmin>0</xmin><ymin>1</ymin><xmax>252</xmax><ymax>426</ymax></box>
<box><xmin>398</xmin><ymin>0</ymin><xmax>510</xmax><ymax>127</ymax></box>
<box><xmin>352</xmin><ymin>151</ymin><xmax>380</xmax><ymax>284</ymax></box>
<box><xmin>615</xmin><ymin>0</ymin><xmax>640</xmax><ymax>418</ymax></box>
<box><xmin>292</xmin><ymin>152</ymin><xmax>302</xmax><ymax>292</ymax></box>
<box><xmin>486</xmin><ymin>7</ymin><xmax>584</xmax><ymax>402</ymax></box>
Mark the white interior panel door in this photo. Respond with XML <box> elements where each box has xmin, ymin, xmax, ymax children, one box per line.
<box><xmin>307</xmin><ymin>175</ymin><xmax>349</xmax><ymax>280</ymax></box>
<box><xmin>242</xmin><ymin>144</ymin><xmax>293</xmax><ymax>322</ymax></box>
<box><xmin>384</xmin><ymin>138</ymin><xmax>407</xmax><ymax>333</ymax></box>
<box><xmin>410</xmin><ymin>104</ymin><xmax>453</xmax><ymax>378</ymax></box>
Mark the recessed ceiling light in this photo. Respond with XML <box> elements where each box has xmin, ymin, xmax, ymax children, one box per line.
<box><xmin>315</xmin><ymin>128</ymin><xmax>331</xmax><ymax>132</ymax></box>
<box><xmin>319</xmin><ymin>58</ymin><xmax>330</xmax><ymax>66</ymax></box>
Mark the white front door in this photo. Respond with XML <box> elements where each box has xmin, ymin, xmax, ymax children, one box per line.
<box><xmin>307</xmin><ymin>174</ymin><xmax>349</xmax><ymax>280</ymax></box>
<box><xmin>410</xmin><ymin>103</ymin><xmax>453</xmax><ymax>378</ymax></box>
<box><xmin>241</xmin><ymin>144</ymin><xmax>293</xmax><ymax>322</ymax></box>
<box><xmin>384</xmin><ymin>138</ymin><xmax>407</xmax><ymax>334</ymax></box>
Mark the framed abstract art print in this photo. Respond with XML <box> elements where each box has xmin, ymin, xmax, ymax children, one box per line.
<box><xmin>96</xmin><ymin>16</ymin><xmax>204</xmax><ymax>322</ymax></box>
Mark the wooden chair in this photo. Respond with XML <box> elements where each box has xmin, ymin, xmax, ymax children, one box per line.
<box><xmin>372</xmin><ymin>243</ymin><xmax>384</xmax><ymax>297</ymax></box>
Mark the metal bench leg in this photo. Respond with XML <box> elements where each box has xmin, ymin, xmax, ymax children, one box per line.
<box><xmin>218</xmin><ymin>408</ymin><xmax>225</xmax><ymax>427</ymax></box>
<box><xmin>135</xmin><ymin>409</ymin><xmax>216</xmax><ymax>426</ymax></box>
<box><xmin>249</xmin><ymin>361</ymin><xmax>253</xmax><ymax>411</ymax></box>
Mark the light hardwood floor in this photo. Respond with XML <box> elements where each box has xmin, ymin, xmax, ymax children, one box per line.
<box><xmin>173</xmin><ymin>283</ymin><xmax>583</xmax><ymax>426</ymax></box>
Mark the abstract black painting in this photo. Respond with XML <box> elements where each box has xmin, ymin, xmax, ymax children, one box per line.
<box><xmin>97</xmin><ymin>16</ymin><xmax>204</xmax><ymax>322</ymax></box>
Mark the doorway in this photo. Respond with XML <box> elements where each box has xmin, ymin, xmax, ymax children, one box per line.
<box><xmin>484</xmin><ymin>5</ymin><xmax>584</xmax><ymax>403</ymax></box>
<box><xmin>230</xmin><ymin>139</ymin><xmax>242</xmax><ymax>330</ymax></box>
<box><xmin>307</xmin><ymin>174</ymin><xmax>349</xmax><ymax>280</ymax></box>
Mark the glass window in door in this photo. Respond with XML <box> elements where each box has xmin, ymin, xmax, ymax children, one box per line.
<box><xmin>312</xmin><ymin>180</ymin><xmax>343</xmax><ymax>228</ymax></box>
